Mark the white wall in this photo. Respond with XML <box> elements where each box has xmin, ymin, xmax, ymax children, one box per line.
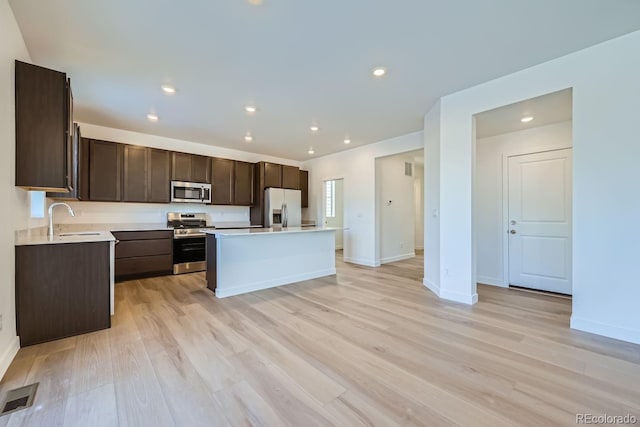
<box><xmin>426</xmin><ymin>30</ymin><xmax>640</xmax><ymax>344</ymax></box>
<box><xmin>423</xmin><ymin>102</ymin><xmax>441</xmax><ymax>295</ymax></box>
<box><xmin>414</xmin><ymin>164</ymin><xmax>424</xmax><ymax>250</ymax></box>
<box><xmin>303</xmin><ymin>131</ymin><xmax>423</xmax><ymax>267</ymax></box>
<box><xmin>1</xmin><ymin>0</ymin><xmax>47</xmax><ymax>379</ymax></box>
<box><xmin>53</xmin><ymin>201</ymin><xmax>249</xmax><ymax>227</ymax></box>
<box><xmin>376</xmin><ymin>154</ymin><xmax>416</xmax><ymax>263</ymax></box>
<box><xmin>475</xmin><ymin>121</ymin><xmax>572</xmax><ymax>287</ymax></box>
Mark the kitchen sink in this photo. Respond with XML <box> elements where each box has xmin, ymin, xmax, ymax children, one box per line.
<box><xmin>58</xmin><ymin>232</ymin><xmax>101</xmax><ymax>237</ymax></box>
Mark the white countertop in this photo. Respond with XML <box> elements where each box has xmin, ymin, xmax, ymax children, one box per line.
<box><xmin>205</xmin><ymin>226</ymin><xmax>339</xmax><ymax>237</ymax></box>
<box><xmin>15</xmin><ymin>231</ymin><xmax>116</xmax><ymax>246</ymax></box>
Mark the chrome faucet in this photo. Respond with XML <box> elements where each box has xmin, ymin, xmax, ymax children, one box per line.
<box><xmin>48</xmin><ymin>202</ymin><xmax>75</xmax><ymax>238</ymax></box>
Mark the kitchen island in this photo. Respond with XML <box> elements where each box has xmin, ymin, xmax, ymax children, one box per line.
<box><xmin>205</xmin><ymin>227</ymin><xmax>337</xmax><ymax>297</ymax></box>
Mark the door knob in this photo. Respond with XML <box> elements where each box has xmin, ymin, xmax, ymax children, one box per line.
<box><xmin>510</xmin><ymin>230</ymin><xmax>517</xmax><ymax>234</ymax></box>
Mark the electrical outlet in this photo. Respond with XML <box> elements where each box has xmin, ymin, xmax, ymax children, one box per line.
<box><xmin>0</xmin><ymin>314</ymin><xmax>3</xmax><ymax>331</ymax></box>
<box><xmin>400</xmin><ymin>242</ymin><xmax>404</xmax><ymax>249</ymax></box>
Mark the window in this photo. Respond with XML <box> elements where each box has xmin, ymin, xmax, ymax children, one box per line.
<box><xmin>325</xmin><ymin>180</ymin><xmax>336</xmax><ymax>218</ymax></box>
<box><xmin>30</xmin><ymin>191</ymin><xmax>46</xmax><ymax>218</ymax></box>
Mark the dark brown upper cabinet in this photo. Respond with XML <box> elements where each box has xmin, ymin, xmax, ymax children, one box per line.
<box><xmin>47</xmin><ymin>124</ymin><xmax>89</xmax><ymax>200</ymax></box>
<box><xmin>263</xmin><ymin>162</ymin><xmax>282</xmax><ymax>188</ymax></box>
<box><xmin>300</xmin><ymin>170</ymin><xmax>309</xmax><ymax>208</ymax></box>
<box><xmin>89</xmin><ymin>139</ymin><xmax>123</xmax><ymax>202</ymax></box>
<box><xmin>15</xmin><ymin>61</ymin><xmax>73</xmax><ymax>191</ymax></box>
<box><xmin>148</xmin><ymin>149</ymin><xmax>171</xmax><ymax>203</ymax></box>
<box><xmin>171</xmin><ymin>152</ymin><xmax>191</xmax><ymax>181</ymax></box>
<box><xmin>211</xmin><ymin>157</ymin><xmax>234</xmax><ymax>205</ymax></box>
<box><xmin>234</xmin><ymin>161</ymin><xmax>254</xmax><ymax>206</ymax></box>
<box><xmin>123</xmin><ymin>145</ymin><xmax>149</xmax><ymax>202</ymax></box>
<box><xmin>192</xmin><ymin>155</ymin><xmax>211</xmax><ymax>183</ymax></box>
<box><xmin>171</xmin><ymin>152</ymin><xmax>211</xmax><ymax>183</ymax></box>
<box><xmin>282</xmin><ymin>165</ymin><xmax>300</xmax><ymax>190</ymax></box>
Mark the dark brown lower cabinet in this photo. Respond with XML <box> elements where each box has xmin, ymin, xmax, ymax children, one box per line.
<box><xmin>206</xmin><ymin>234</ymin><xmax>217</xmax><ymax>292</ymax></box>
<box><xmin>113</xmin><ymin>230</ymin><xmax>173</xmax><ymax>281</ymax></box>
<box><xmin>16</xmin><ymin>241</ymin><xmax>111</xmax><ymax>347</ymax></box>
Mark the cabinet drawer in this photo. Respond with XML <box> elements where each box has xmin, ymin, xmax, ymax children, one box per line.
<box><xmin>115</xmin><ymin>239</ymin><xmax>172</xmax><ymax>259</ymax></box>
<box><xmin>112</xmin><ymin>230</ymin><xmax>173</xmax><ymax>241</ymax></box>
<box><xmin>115</xmin><ymin>255</ymin><xmax>173</xmax><ymax>279</ymax></box>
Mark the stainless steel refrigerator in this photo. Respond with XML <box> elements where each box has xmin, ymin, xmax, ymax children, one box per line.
<box><xmin>265</xmin><ymin>188</ymin><xmax>302</xmax><ymax>227</ymax></box>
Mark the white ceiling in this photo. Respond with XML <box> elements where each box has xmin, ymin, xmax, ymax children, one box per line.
<box><xmin>9</xmin><ymin>1</ymin><xmax>640</xmax><ymax>160</ymax></box>
<box><xmin>475</xmin><ymin>88</ymin><xmax>573</xmax><ymax>139</ymax></box>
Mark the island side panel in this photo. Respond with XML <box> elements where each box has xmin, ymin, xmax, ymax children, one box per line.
<box><xmin>206</xmin><ymin>233</ymin><xmax>217</xmax><ymax>292</ymax></box>
<box><xmin>214</xmin><ymin>230</ymin><xmax>336</xmax><ymax>298</ymax></box>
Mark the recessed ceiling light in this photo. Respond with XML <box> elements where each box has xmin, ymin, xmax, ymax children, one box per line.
<box><xmin>244</xmin><ymin>133</ymin><xmax>253</xmax><ymax>142</ymax></box>
<box><xmin>248</xmin><ymin>0</ymin><xmax>263</xmax><ymax>4</ymax></box>
<box><xmin>245</xmin><ymin>105</ymin><xmax>257</xmax><ymax>114</ymax></box>
<box><xmin>147</xmin><ymin>113</ymin><xmax>159</xmax><ymax>122</ymax></box>
<box><xmin>161</xmin><ymin>85</ymin><xmax>176</xmax><ymax>94</ymax></box>
<box><xmin>308</xmin><ymin>148</ymin><xmax>315</xmax><ymax>155</ymax></box>
<box><xmin>372</xmin><ymin>67</ymin><xmax>387</xmax><ymax>77</ymax></box>
<box><xmin>344</xmin><ymin>138</ymin><xmax>351</xmax><ymax>144</ymax></box>
<box><xmin>310</xmin><ymin>125</ymin><xmax>319</xmax><ymax>132</ymax></box>
<box><xmin>521</xmin><ymin>116</ymin><xmax>534</xmax><ymax>123</ymax></box>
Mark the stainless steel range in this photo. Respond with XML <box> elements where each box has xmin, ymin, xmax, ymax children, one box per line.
<box><xmin>167</xmin><ymin>212</ymin><xmax>212</xmax><ymax>274</ymax></box>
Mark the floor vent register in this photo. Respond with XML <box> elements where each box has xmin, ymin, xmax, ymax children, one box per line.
<box><xmin>0</xmin><ymin>383</ymin><xmax>39</xmax><ymax>416</ymax></box>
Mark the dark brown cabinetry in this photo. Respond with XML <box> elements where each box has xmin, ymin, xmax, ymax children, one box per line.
<box><xmin>172</xmin><ymin>152</ymin><xmax>211</xmax><ymax>183</ymax></box>
<box><xmin>300</xmin><ymin>170</ymin><xmax>309</xmax><ymax>208</ymax></box>
<box><xmin>148</xmin><ymin>149</ymin><xmax>171</xmax><ymax>203</ymax></box>
<box><xmin>113</xmin><ymin>230</ymin><xmax>173</xmax><ymax>281</ymax></box>
<box><xmin>16</xmin><ymin>241</ymin><xmax>111</xmax><ymax>347</ymax></box>
<box><xmin>234</xmin><ymin>161</ymin><xmax>254</xmax><ymax>206</ymax></box>
<box><xmin>15</xmin><ymin>61</ymin><xmax>74</xmax><ymax>191</ymax></box>
<box><xmin>210</xmin><ymin>158</ymin><xmax>255</xmax><ymax>206</ymax></box>
<box><xmin>264</xmin><ymin>162</ymin><xmax>282</xmax><ymax>188</ymax></box>
<box><xmin>47</xmin><ymin>125</ymin><xmax>90</xmax><ymax>200</ymax></box>
<box><xmin>282</xmin><ymin>165</ymin><xmax>300</xmax><ymax>190</ymax></box>
<box><xmin>211</xmin><ymin>157</ymin><xmax>234</xmax><ymax>205</ymax></box>
<box><xmin>123</xmin><ymin>145</ymin><xmax>149</xmax><ymax>202</ymax></box>
<box><xmin>89</xmin><ymin>139</ymin><xmax>123</xmax><ymax>201</ymax></box>
<box><xmin>119</xmin><ymin>145</ymin><xmax>172</xmax><ymax>203</ymax></box>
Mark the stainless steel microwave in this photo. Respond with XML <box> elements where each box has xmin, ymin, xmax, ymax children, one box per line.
<box><xmin>170</xmin><ymin>181</ymin><xmax>211</xmax><ymax>204</ymax></box>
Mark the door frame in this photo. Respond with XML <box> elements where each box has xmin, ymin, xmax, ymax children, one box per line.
<box><xmin>501</xmin><ymin>147</ymin><xmax>573</xmax><ymax>288</ymax></box>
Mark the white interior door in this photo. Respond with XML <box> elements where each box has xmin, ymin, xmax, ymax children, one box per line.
<box><xmin>508</xmin><ymin>149</ymin><xmax>572</xmax><ymax>294</ymax></box>
<box><xmin>324</xmin><ymin>179</ymin><xmax>344</xmax><ymax>249</ymax></box>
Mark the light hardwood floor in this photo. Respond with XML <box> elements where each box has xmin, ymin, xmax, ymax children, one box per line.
<box><xmin>1</xmin><ymin>253</ymin><xmax>639</xmax><ymax>426</ymax></box>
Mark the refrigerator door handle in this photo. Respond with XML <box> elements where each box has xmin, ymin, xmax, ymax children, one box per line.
<box><xmin>283</xmin><ymin>203</ymin><xmax>288</xmax><ymax>227</ymax></box>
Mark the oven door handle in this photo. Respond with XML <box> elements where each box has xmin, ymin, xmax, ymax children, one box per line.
<box><xmin>173</xmin><ymin>234</ymin><xmax>206</xmax><ymax>239</ymax></box>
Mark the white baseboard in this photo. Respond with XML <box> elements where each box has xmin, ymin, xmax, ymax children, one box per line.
<box><xmin>415</xmin><ymin>245</ymin><xmax>424</xmax><ymax>250</ymax></box>
<box><xmin>440</xmin><ymin>289</ymin><xmax>479</xmax><ymax>305</ymax></box>
<box><xmin>380</xmin><ymin>252</ymin><xmax>415</xmax><ymax>264</ymax></box>
<box><xmin>335</xmin><ymin>245</ymin><xmax>343</xmax><ymax>250</ymax></box>
<box><xmin>215</xmin><ymin>268</ymin><xmax>337</xmax><ymax>298</ymax></box>
<box><xmin>570</xmin><ymin>316</ymin><xmax>640</xmax><ymax>345</ymax></box>
<box><xmin>423</xmin><ymin>278</ymin><xmax>440</xmax><ymax>296</ymax></box>
<box><xmin>477</xmin><ymin>275</ymin><xmax>507</xmax><ymax>288</ymax></box>
<box><xmin>422</xmin><ymin>278</ymin><xmax>477</xmax><ymax>305</ymax></box>
<box><xmin>0</xmin><ymin>336</ymin><xmax>20</xmax><ymax>381</ymax></box>
<box><xmin>343</xmin><ymin>257</ymin><xmax>380</xmax><ymax>267</ymax></box>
